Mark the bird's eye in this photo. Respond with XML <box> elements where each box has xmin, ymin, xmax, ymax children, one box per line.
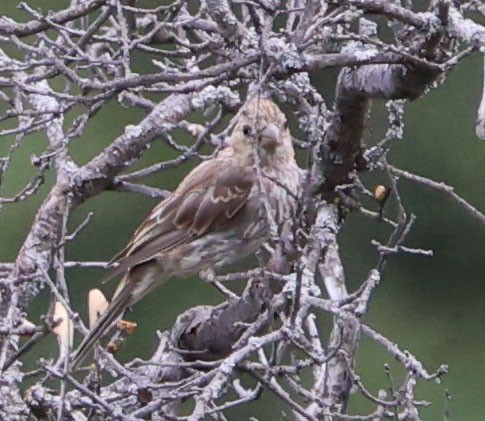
<box><xmin>242</xmin><ymin>125</ymin><xmax>252</xmax><ymax>136</ymax></box>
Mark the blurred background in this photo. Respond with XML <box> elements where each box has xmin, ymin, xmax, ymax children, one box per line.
<box><xmin>1</xmin><ymin>1</ymin><xmax>484</xmax><ymax>419</ymax></box>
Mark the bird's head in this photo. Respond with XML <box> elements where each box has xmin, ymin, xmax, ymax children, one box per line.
<box><xmin>229</xmin><ymin>98</ymin><xmax>295</xmax><ymax>164</ymax></box>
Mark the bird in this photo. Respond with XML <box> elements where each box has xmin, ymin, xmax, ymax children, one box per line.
<box><xmin>71</xmin><ymin>97</ymin><xmax>302</xmax><ymax>369</ymax></box>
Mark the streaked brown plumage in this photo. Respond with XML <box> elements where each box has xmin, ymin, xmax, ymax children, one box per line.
<box><xmin>71</xmin><ymin>98</ymin><xmax>302</xmax><ymax>369</ymax></box>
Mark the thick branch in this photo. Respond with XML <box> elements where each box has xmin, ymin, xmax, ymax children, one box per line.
<box><xmin>321</xmin><ymin>62</ymin><xmax>441</xmax><ymax>192</ymax></box>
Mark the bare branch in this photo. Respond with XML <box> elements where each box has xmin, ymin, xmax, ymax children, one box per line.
<box><xmin>0</xmin><ymin>0</ymin><xmax>481</xmax><ymax>418</ymax></box>
<box><xmin>0</xmin><ymin>0</ymin><xmax>109</xmax><ymax>37</ymax></box>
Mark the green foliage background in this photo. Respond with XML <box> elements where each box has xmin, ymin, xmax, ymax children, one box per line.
<box><xmin>1</xmin><ymin>1</ymin><xmax>484</xmax><ymax>419</ymax></box>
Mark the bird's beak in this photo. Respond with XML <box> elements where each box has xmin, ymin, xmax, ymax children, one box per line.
<box><xmin>259</xmin><ymin>123</ymin><xmax>280</xmax><ymax>148</ymax></box>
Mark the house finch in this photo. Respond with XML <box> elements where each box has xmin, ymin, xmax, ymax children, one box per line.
<box><xmin>71</xmin><ymin>97</ymin><xmax>302</xmax><ymax>369</ymax></box>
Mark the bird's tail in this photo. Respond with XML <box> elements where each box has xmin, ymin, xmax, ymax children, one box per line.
<box><xmin>70</xmin><ymin>283</ymin><xmax>132</xmax><ymax>370</ymax></box>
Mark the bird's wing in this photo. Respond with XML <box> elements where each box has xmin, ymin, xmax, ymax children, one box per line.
<box><xmin>102</xmin><ymin>159</ymin><xmax>256</xmax><ymax>283</ymax></box>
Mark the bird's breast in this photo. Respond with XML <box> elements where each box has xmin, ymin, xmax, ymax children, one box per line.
<box><xmin>264</xmin><ymin>164</ymin><xmax>301</xmax><ymax>226</ymax></box>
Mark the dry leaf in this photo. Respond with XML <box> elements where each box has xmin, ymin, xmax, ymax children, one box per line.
<box><xmin>52</xmin><ymin>301</ymin><xmax>73</xmax><ymax>349</ymax></box>
<box><xmin>88</xmin><ymin>289</ymin><xmax>109</xmax><ymax>329</ymax></box>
